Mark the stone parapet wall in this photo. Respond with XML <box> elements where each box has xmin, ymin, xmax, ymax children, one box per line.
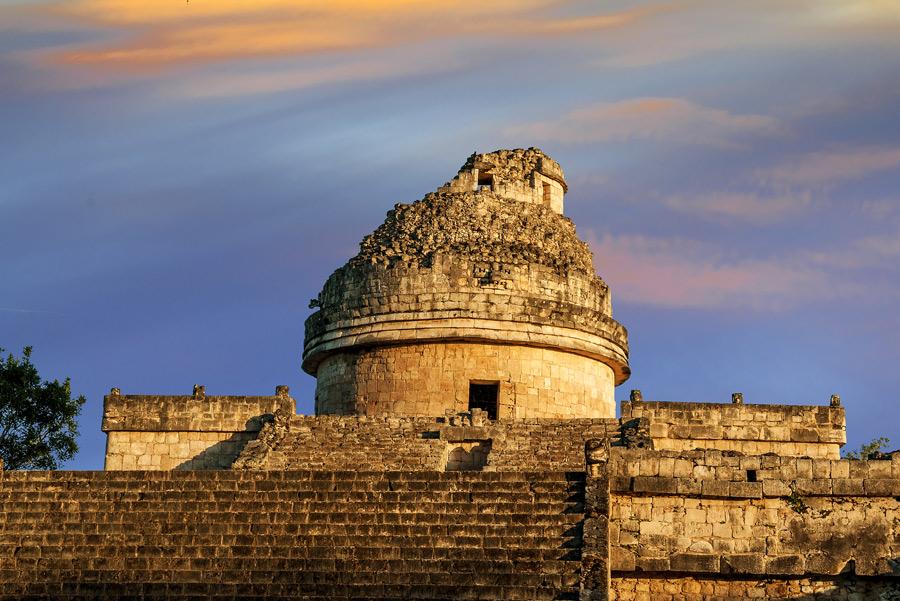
<box><xmin>621</xmin><ymin>400</ymin><xmax>846</xmax><ymax>458</ymax></box>
<box><xmin>609</xmin><ymin>448</ymin><xmax>900</xmax><ymax>495</ymax></box>
<box><xmin>102</xmin><ymin>387</ymin><xmax>296</xmax><ymax>470</ymax></box>
<box><xmin>315</xmin><ymin>342</ymin><xmax>617</xmax><ymax>418</ymax></box>
<box><xmin>234</xmin><ymin>413</ymin><xmax>627</xmax><ymax>471</ymax></box>
<box><xmin>102</xmin><ymin>389</ymin><xmax>295</xmax><ymax>432</ymax></box>
<box><xmin>605</xmin><ymin>448</ymin><xmax>900</xmax><ymax>582</ymax></box>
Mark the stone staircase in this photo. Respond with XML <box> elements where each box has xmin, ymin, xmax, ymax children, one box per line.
<box><xmin>0</xmin><ymin>470</ymin><xmax>585</xmax><ymax>600</ymax></box>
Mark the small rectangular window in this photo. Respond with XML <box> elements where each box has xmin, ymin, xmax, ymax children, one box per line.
<box><xmin>468</xmin><ymin>382</ymin><xmax>499</xmax><ymax>419</ymax></box>
<box><xmin>542</xmin><ymin>181</ymin><xmax>552</xmax><ymax>207</ymax></box>
<box><xmin>478</xmin><ymin>171</ymin><xmax>493</xmax><ymax>191</ymax></box>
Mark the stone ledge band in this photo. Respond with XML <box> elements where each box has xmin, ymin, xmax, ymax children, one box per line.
<box><xmin>303</xmin><ymin>316</ymin><xmax>630</xmax><ymax>384</ymax></box>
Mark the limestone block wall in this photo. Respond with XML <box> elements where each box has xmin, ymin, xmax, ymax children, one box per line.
<box><xmin>603</xmin><ymin>448</ymin><xmax>900</xmax><ymax>599</ymax></box>
<box><xmin>315</xmin><ymin>342</ymin><xmax>617</xmax><ymax>418</ymax></box>
<box><xmin>306</xmin><ymin>255</ymin><xmax>617</xmax><ymax>348</ymax></box>
<box><xmin>610</xmin><ymin>576</ymin><xmax>899</xmax><ymax>600</ymax></box>
<box><xmin>102</xmin><ymin>387</ymin><xmax>295</xmax><ymax>470</ymax></box>
<box><xmin>233</xmin><ymin>413</ymin><xmax>628</xmax><ymax>471</ymax></box>
<box><xmin>104</xmin><ymin>430</ymin><xmax>258</xmax><ymax>470</ymax></box>
<box><xmin>621</xmin><ymin>399</ymin><xmax>846</xmax><ymax>458</ymax></box>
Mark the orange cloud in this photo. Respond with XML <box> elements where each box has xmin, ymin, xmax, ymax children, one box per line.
<box><xmin>505</xmin><ymin>98</ymin><xmax>782</xmax><ymax>147</ymax></box>
<box><xmin>168</xmin><ymin>56</ymin><xmax>460</xmax><ymax>99</ymax></box>
<box><xmin>813</xmin><ymin>0</ymin><xmax>900</xmax><ymax>23</ymax></box>
<box><xmin>487</xmin><ymin>6</ymin><xmax>663</xmax><ymax>36</ymax></box>
<box><xmin>28</xmin><ymin>0</ymin><xmax>653</xmax><ymax>72</ymax></box>
<box><xmin>62</xmin><ymin>21</ymin><xmax>373</xmax><ymax>68</ymax></box>
<box><xmin>49</xmin><ymin>0</ymin><xmax>541</xmax><ymax>25</ymax></box>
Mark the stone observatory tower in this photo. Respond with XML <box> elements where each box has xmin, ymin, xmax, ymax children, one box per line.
<box><xmin>303</xmin><ymin>148</ymin><xmax>629</xmax><ymax>418</ymax></box>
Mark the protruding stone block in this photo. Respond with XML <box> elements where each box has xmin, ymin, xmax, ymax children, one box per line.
<box><xmin>670</xmin><ymin>553</ymin><xmax>720</xmax><ymax>573</ymax></box>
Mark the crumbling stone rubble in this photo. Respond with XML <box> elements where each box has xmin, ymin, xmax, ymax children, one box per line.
<box><xmin>352</xmin><ymin>190</ymin><xmax>594</xmax><ymax>274</ymax></box>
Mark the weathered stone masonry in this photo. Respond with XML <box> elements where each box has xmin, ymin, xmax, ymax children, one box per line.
<box><xmin>2</xmin><ymin>149</ymin><xmax>898</xmax><ymax>600</ymax></box>
<box><xmin>603</xmin><ymin>448</ymin><xmax>900</xmax><ymax>600</ymax></box>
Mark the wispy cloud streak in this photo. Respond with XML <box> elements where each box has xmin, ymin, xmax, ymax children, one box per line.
<box><xmin>505</xmin><ymin>98</ymin><xmax>782</xmax><ymax>147</ymax></box>
<box><xmin>590</xmin><ymin>233</ymin><xmax>834</xmax><ymax>310</ymax></box>
<box><xmin>661</xmin><ymin>191</ymin><xmax>812</xmax><ymax>224</ymax></box>
<box><xmin>756</xmin><ymin>146</ymin><xmax>900</xmax><ymax>187</ymax></box>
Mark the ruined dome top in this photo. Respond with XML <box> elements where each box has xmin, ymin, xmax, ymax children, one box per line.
<box><xmin>350</xmin><ymin>147</ymin><xmax>581</xmax><ymax>273</ymax></box>
<box><xmin>349</xmin><ymin>189</ymin><xmax>593</xmax><ymax>274</ymax></box>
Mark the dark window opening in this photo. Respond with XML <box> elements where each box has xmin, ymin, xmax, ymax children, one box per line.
<box><xmin>478</xmin><ymin>171</ymin><xmax>493</xmax><ymax>191</ymax></box>
<box><xmin>747</xmin><ymin>470</ymin><xmax>758</xmax><ymax>482</ymax></box>
<box><xmin>468</xmin><ymin>382</ymin><xmax>499</xmax><ymax>419</ymax></box>
<box><xmin>542</xmin><ymin>181</ymin><xmax>552</xmax><ymax>207</ymax></box>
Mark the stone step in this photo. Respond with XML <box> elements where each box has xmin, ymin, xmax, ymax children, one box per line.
<box><xmin>6</xmin><ymin>558</ymin><xmax>579</xmax><ymax>574</ymax></box>
<box><xmin>0</xmin><ymin>511</ymin><xmax>583</xmax><ymax>525</ymax></box>
<box><xmin>0</xmin><ymin>483</ymin><xmax>584</xmax><ymax>497</ymax></box>
<box><xmin>0</xmin><ymin>581</ymin><xmax>580</xmax><ymax>601</ymax></box>
<box><xmin>0</xmin><ymin>487</ymin><xmax>584</xmax><ymax>499</ymax></box>
<box><xmin>0</xmin><ymin>526</ymin><xmax>581</xmax><ymax>544</ymax></box>
<box><xmin>0</xmin><ymin>470</ymin><xmax>585</xmax><ymax>481</ymax></box>
<box><xmin>0</xmin><ymin>506</ymin><xmax>584</xmax><ymax>521</ymax></box>
<box><xmin>7</xmin><ymin>561</ymin><xmax>580</xmax><ymax>591</ymax></box>
<box><xmin>0</xmin><ymin>492</ymin><xmax>582</xmax><ymax>503</ymax></box>
<box><xmin>0</xmin><ymin>543</ymin><xmax>580</xmax><ymax>562</ymax></box>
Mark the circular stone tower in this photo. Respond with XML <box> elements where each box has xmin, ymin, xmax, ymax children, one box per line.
<box><xmin>303</xmin><ymin>148</ymin><xmax>629</xmax><ymax>419</ymax></box>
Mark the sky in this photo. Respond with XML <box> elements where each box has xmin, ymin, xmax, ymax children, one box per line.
<box><xmin>1</xmin><ymin>0</ymin><xmax>899</xmax><ymax>469</ymax></box>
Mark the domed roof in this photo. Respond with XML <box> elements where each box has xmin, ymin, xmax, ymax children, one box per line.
<box><xmin>303</xmin><ymin>149</ymin><xmax>629</xmax><ymax>384</ymax></box>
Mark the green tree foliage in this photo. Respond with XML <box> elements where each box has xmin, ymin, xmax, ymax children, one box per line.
<box><xmin>842</xmin><ymin>436</ymin><xmax>891</xmax><ymax>460</ymax></box>
<box><xmin>0</xmin><ymin>347</ymin><xmax>85</xmax><ymax>470</ymax></box>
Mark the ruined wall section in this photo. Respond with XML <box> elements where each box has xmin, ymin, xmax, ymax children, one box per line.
<box><xmin>622</xmin><ymin>399</ymin><xmax>846</xmax><ymax>459</ymax></box>
<box><xmin>439</xmin><ymin>148</ymin><xmax>567</xmax><ymax>213</ymax></box>
<box><xmin>605</xmin><ymin>448</ymin><xmax>900</xmax><ymax>599</ymax></box>
<box><xmin>233</xmin><ymin>413</ymin><xmax>630</xmax><ymax>471</ymax></box>
<box><xmin>102</xmin><ymin>387</ymin><xmax>295</xmax><ymax>470</ymax></box>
